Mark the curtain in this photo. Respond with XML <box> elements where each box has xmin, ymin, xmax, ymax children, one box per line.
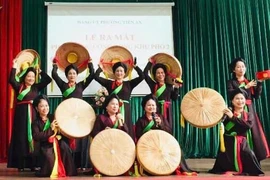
<box><xmin>17</xmin><ymin>0</ymin><xmax>270</xmax><ymax>159</ymax></box>
<box><xmin>0</xmin><ymin>0</ymin><xmax>22</xmax><ymax>161</ymax></box>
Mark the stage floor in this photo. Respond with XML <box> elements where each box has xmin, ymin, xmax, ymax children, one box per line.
<box><xmin>1</xmin><ymin>158</ymin><xmax>269</xmax><ymax>180</ymax></box>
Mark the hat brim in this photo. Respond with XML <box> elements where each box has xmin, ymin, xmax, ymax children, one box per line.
<box><xmin>149</xmin><ymin>53</ymin><xmax>182</xmax><ymax>85</ymax></box>
<box><xmin>15</xmin><ymin>49</ymin><xmax>40</xmax><ymax>75</ymax></box>
<box><xmin>55</xmin><ymin>42</ymin><xmax>90</xmax><ymax>73</ymax></box>
<box><xmin>100</xmin><ymin>45</ymin><xmax>133</xmax><ymax>79</ymax></box>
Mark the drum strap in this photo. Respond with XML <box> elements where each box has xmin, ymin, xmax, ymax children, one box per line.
<box><xmin>17</xmin><ymin>86</ymin><xmax>31</xmax><ymax>100</ymax></box>
<box><xmin>112</xmin><ymin>83</ymin><xmax>123</xmax><ymax>95</ymax></box>
<box><xmin>155</xmin><ymin>84</ymin><xmax>166</xmax><ymax>98</ymax></box>
<box><xmin>43</xmin><ymin>119</ymin><xmax>51</xmax><ymax>131</ymax></box>
<box><xmin>143</xmin><ymin>120</ymin><xmax>154</xmax><ymax>134</ymax></box>
<box><xmin>113</xmin><ymin>120</ymin><xmax>119</xmax><ymax>129</ymax></box>
<box><xmin>63</xmin><ymin>86</ymin><xmax>76</xmax><ymax>97</ymax></box>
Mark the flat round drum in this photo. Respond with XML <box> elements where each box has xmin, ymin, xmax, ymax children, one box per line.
<box><xmin>90</xmin><ymin>129</ymin><xmax>136</xmax><ymax>176</ymax></box>
<box><xmin>136</xmin><ymin>130</ymin><xmax>181</xmax><ymax>175</ymax></box>
<box><xmin>181</xmin><ymin>87</ymin><xmax>226</xmax><ymax>128</ymax></box>
<box><xmin>55</xmin><ymin>98</ymin><xmax>96</xmax><ymax>138</ymax></box>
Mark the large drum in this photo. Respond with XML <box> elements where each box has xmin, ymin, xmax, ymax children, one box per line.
<box><xmin>181</xmin><ymin>87</ymin><xmax>226</xmax><ymax>128</ymax></box>
<box><xmin>136</xmin><ymin>130</ymin><xmax>181</xmax><ymax>175</ymax></box>
<box><xmin>55</xmin><ymin>98</ymin><xmax>96</xmax><ymax>138</ymax></box>
<box><xmin>90</xmin><ymin>129</ymin><xmax>136</xmax><ymax>176</ymax></box>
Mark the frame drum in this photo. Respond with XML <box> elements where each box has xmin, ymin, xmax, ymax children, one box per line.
<box><xmin>136</xmin><ymin>130</ymin><xmax>181</xmax><ymax>175</ymax></box>
<box><xmin>55</xmin><ymin>98</ymin><xmax>96</xmax><ymax>138</ymax></box>
<box><xmin>90</xmin><ymin>129</ymin><xmax>136</xmax><ymax>176</ymax></box>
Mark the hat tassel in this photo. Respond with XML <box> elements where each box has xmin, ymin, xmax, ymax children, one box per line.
<box><xmin>180</xmin><ymin>114</ymin><xmax>185</xmax><ymax>128</ymax></box>
<box><xmin>219</xmin><ymin>123</ymin><xmax>226</xmax><ymax>152</ymax></box>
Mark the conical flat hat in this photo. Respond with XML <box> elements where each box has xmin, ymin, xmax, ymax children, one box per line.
<box><xmin>54</xmin><ymin>42</ymin><xmax>90</xmax><ymax>73</ymax></box>
<box><xmin>15</xmin><ymin>49</ymin><xmax>40</xmax><ymax>76</ymax></box>
<box><xmin>136</xmin><ymin>130</ymin><xmax>181</xmax><ymax>175</ymax></box>
<box><xmin>181</xmin><ymin>87</ymin><xmax>226</xmax><ymax>128</ymax></box>
<box><xmin>99</xmin><ymin>45</ymin><xmax>133</xmax><ymax>79</ymax></box>
<box><xmin>149</xmin><ymin>53</ymin><xmax>182</xmax><ymax>84</ymax></box>
<box><xmin>55</xmin><ymin>98</ymin><xmax>96</xmax><ymax>138</ymax></box>
<box><xmin>90</xmin><ymin>129</ymin><xmax>135</xmax><ymax>176</ymax></box>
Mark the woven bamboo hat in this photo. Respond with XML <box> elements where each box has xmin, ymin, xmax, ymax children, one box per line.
<box><xmin>137</xmin><ymin>130</ymin><xmax>181</xmax><ymax>175</ymax></box>
<box><xmin>90</xmin><ymin>129</ymin><xmax>135</xmax><ymax>176</ymax></box>
<box><xmin>54</xmin><ymin>42</ymin><xmax>90</xmax><ymax>73</ymax></box>
<box><xmin>149</xmin><ymin>53</ymin><xmax>182</xmax><ymax>84</ymax></box>
<box><xmin>55</xmin><ymin>98</ymin><xmax>96</xmax><ymax>138</ymax></box>
<box><xmin>99</xmin><ymin>45</ymin><xmax>133</xmax><ymax>79</ymax></box>
<box><xmin>15</xmin><ymin>49</ymin><xmax>40</xmax><ymax>77</ymax></box>
<box><xmin>181</xmin><ymin>87</ymin><xmax>226</xmax><ymax>128</ymax></box>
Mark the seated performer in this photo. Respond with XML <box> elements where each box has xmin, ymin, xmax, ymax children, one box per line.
<box><xmin>136</xmin><ymin>94</ymin><xmax>197</xmax><ymax>175</ymax></box>
<box><xmin>31</xmin><ymin>95</ymin><xmax>77</xmax><ymax>177</ymax></box>
<box><xmin>209</xmin><ymin>88</ymin><xmax>264</xmax><ymax>176</ymax></box>
<box><xmin>91</xmin><ymin>93</ymin><xmax>129</xmax><ymax>138</ymax></box>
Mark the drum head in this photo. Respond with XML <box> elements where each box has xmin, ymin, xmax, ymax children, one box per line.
<box><xmin>55</xmin><ymin>98</ymin><xmax>96</xmax><ymax>138</ymax></box>
<box><xmin>90</xmin><ymin>129</ymin><xmax>136</xmax><ymax>176</ymax></box>
<box><xmin>136</xmin><ymin>130</ymin><xmax>181</xmax><ymax>175</ymax></box>
<box><xmin>181</xmin><ymin>87</ymin><xmax>226</xmax><ymax>128</ymax></box>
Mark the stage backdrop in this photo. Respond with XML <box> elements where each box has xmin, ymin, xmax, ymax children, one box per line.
<box><xmin>18</xmin><ymin>0</ymin><xmax>270</xmax><ymax>159</ymax></box>
<box><xmin>46</xmin><ymin>2</ymin><xmax>175</xmax><ymax>96</ymax></box>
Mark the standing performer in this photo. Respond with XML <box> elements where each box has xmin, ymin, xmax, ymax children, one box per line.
<box><xmin>227</xmin><ymin>57</ymin><xmax>269</xmax><ymax>161</ymax></box>
<box><xmin>143</xmin><ymin>53</ymin><xmax>182</xmax><ymax>130</ymax></box>
<box><xmin>136</xmin><ymin>94</ymin><xmax>197</xmax><ymax>175</ymax></box>
<box><xmin>32</xmin><ymin>95</ymin><xmax>77</xmax><ymax>177</ymax></box>
<box><xmin>95</xmin><ymin>46</ymin><xmax>144</xmax><ymax>140</ymax></box>
<box><xmin>209</xmin><ymin>89</ymin><xmax>264</xmax><ymax>176</ymax></box>
<box><xmin>8</xmin><ymin>50</ymin><xmax>52</xmax><ymax>171</ymax></box>
<box><xmin>52</xmin><ymin>42</ymin><xmax>94</xmax><ymax>170</ymax></box>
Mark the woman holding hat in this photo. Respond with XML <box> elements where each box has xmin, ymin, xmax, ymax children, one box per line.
<box><xmin>8</xmin><ymin>59</ymin><xmax>52</xmax><ymax>171</ymax></box>
<box><xmin>209</xmin><ymin>89</ymin><xmax>264</xmax><ymax>176</ymax></box>
<box><xmin>95</xmin><ymin>60</ymin><xmax>144</xmax><ymax>140</ymax></box>
<box><xmin>143</xmin><ymin>59</ymin><xmax>181</xmax><ymax>130</ymax></box>
<box><xmin>52</xmin><ymin>61</ymin><xmax>95</xmax><ymax>170</ymax></box>
<box><xmin>31</xmin><ymin>94</ymin><xmax>77</xmax><ymax>177</ymax></box>
<box><xmin>227</xmin><ymin>57</ymin><xmax>269</xmax><ymax>162</ymax></box>
<box><xmin>136</xmin><ymin>94</ymin><xmax>197</xmax><ymax>175</ymax></box>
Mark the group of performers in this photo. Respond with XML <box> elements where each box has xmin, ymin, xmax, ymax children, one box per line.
<box><xmin>7</xmin><ymin>45</ymin><xmax>269</xmax><ymax>177</ymax></box>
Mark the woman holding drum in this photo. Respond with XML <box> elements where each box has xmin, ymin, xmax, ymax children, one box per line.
<box><xmin>136</xmin><ymin>94</ymin><xmax>196</xmax><ymax>176</ymax></box>
<box><xmin>209</xmin><ymin>89</ymin><xmax>264</xmax><ymax>176</ymax></box>
<box><xmin>52</xmin><ymin>42</ymin><xmax>95</xmax><ymax>170</ymax></box>
<box><xmin>32</xmin><ymin>95</ymin><xmax>77</xmax><ymax>177</ymax></box>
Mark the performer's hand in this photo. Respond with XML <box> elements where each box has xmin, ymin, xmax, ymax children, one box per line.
<box><xmin>12</xmin><ymin>59</ymin><xmax>18</xmax><ymax>68</ymax></box>
<box><xmin>133</xmin><ymin>57</ymin><xmax>137</xmax><ymax>67</ymax></box>
<box><xmin>245</xmin><ymin>79</ymin><xmax>257</xmax><ymax>89</ymax></box>
<box><xmin>223</xmin><ymin>108</ymin><xmax>233</xmax><ymax>119</ymax></box>
<box><xmin>89</xmin><ymin>58</ymin><xmax>93</xmax><ymax>63</ymax></box>
<box><xmin>149</xmin><ymin>58</ymin><xmax>156</xmax><ymax>64</ymax></box>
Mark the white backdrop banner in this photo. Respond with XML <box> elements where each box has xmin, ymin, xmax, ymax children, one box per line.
<box><xmin>45</xmin><ymin>2</ymin><xmax>175</xmax><ymax>96</ymax></box>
